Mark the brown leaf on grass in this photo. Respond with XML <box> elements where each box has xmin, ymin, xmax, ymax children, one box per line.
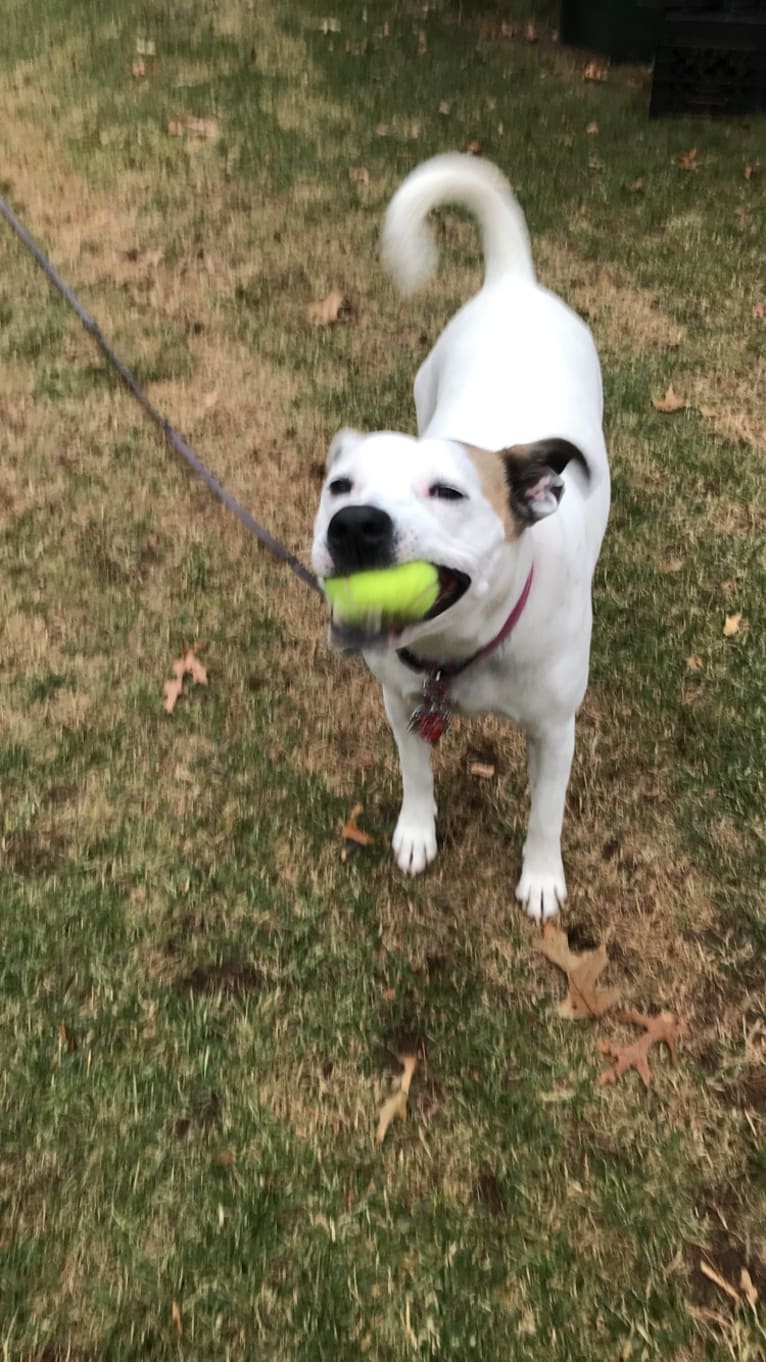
<box><xmin>164</xmin><ymin>647</ymin><xmax>207</xmax><ymax>713</ymax></box>
<box><xmin>630</xmin><ymin>177</ymin><xmax>645</xmax><ymax>192</ymax></box>
<box><xmin>132</xmin><ymin>58</ymin><xmax>146</xmax><ymax>79</ymax></box>
<box><xmin>341</xmin><ymin>803</ymin><xmax>374</xmax><ymax>847</ymax></box>
<box><xmin>699</xmin><ymin>1258</ymin><xmax>741</xmax><ymax>1305</ymax></box>
<box><xmin>744</xmin><ymin>163</ymin><xmax>760</xmax><ymax>181</ymax></box>
<box><xmin>583</xmin><ymin>60</ymin><xmax>607</xmax><ymax>82</ymax></box>
<box><xmin>753</xmin><ymin>303</ymin><xmax>765</xmax><ymax>320</ymax></box>
<box><xmin>675</xmin><ymin>146</ymin><xmax>698</xmax><ymax>169</ymax></box>
<box><xmin>349</xmin><ymin>166</ymin><xmax>369</xmax><ymax>186</ymax></box>
<box><xmin>598</xmin><ymin>1010</ymin><xmax>685</xmax><ymax>1088</ymax></box>
<box><xmin>171</xmin><ymin>1300</ymin><xmax>183</xmax><ymax>1336</ymax></box>
<box><xmin>469</xmin><ymin>761</ymin><xmax>495</xmax><ymax>780</ymax></box>
<box><xmin>652</xmin><ymin>384</ymin><xmax>687</xmax><ymax>413</ymax></box>
<box><xmin>586</xmin><ymin>121</ymin><xmax>599</xmax><ymax>135</ymax></box>
<box><xmin>163</xmin><ymin>678</ymin><xmax>183</xmax><ymax>714</ymax></box>
<box><xmin>723</xmin><ymin>613</ymin><xmax>742</xmax><ymax>637</ymax></box>
<box><xmin>376</xmin><ymin>1053</ymin><xmax>417</xmax><ymax>1144</ymax></box>
<box><xmin>58</xmin><ymin>1022</ymin><xmax>77</xmax><ymax>1053</ymax></box>
<box><xmin>740</xmin><ymin>1267</ymin><xmax>759</xmax><ymax>1309</ymax></box>
<box><xmin>465</xmin><ymin>139</ymin><xmax>482</xmax><ymax>156</ymax></box>
<box><xmin>306</xmin><ymin>289</ymin><xmax>348</xmax><ymax>326</ymax></box>
<box><xmin>534</xmin><ymin>921</ymin><xmax>621</xmax><ymax>1020</ymax></box>
<box><xmin>438</xmin><ymin>100</ymin><xmax>450</xmax><ymax>116</ymax></box>
<box><xmin>661</xmin><ymin>556</ymin><xmax>683</xmax><ymax>574</ymax></box>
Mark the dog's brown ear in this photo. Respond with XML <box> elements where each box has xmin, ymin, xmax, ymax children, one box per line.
<box><xmin>502</xmin><ymin>438</ymin><xmax>589</xmax><ymax>526</ymax></box>
<box><xmin>326</xmin><ymin>427</ymin><xmax>363</xmax><ymax>470</ymax></box>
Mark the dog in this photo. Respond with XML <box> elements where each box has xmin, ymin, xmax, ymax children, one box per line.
<box><xmin>311</xmin><ymin>154</ymin><xmax>610</xmax><ymax>920</ymax></box>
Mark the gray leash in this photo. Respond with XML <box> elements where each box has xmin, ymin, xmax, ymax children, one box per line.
<box><xmin>0</xmin><ymin>193</ymin><xmax>321</xmax><ymax>595</ymax></box>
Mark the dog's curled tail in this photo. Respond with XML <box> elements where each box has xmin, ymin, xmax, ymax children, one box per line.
<box><xmin>382</xmin><ymin>153</ymin><xmax>535</xmax><ymax>295</ymax></box>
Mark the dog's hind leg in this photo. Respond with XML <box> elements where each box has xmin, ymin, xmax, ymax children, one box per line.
<box><xmin>516</xmin><ymin>717</ymin><xmax>574</xmax><ymax>921</ymax></box>
<box><xmin>382</xmin><ymin>685</ymin><xmax>437</xmax><ymax>875</ymax></box>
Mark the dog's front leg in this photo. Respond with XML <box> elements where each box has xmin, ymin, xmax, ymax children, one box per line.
<box><xmin>516</xmin><ymin>717</ymin><xmax>575</xmax><ymax>922</ymax></box>
<box><xmin>382</xmin><ymin>685</ymin><xmax>437</xmax><ymax>875</ymax></box>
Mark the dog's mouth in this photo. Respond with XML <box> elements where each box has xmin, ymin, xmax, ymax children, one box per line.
<box><xmin>328</xmin><ymin>565</ymin><xmax>471</xmax><ymax>651</ymax></box>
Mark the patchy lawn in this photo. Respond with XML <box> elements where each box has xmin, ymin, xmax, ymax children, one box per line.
<box><xmin>1</xmin><ymin>2</ymin><xmax>764</xmax><ymax>1359</ymax></box>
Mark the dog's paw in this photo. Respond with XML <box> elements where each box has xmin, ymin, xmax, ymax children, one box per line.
<box><xmin>393</xmin><ymin>815</ymin><xmax>437</xmax><ymax>876</ymax></box>
<box><xmin>515</xmin><ymin>856</ymin><xmax>566</xmax><ymax>922</ymax></box>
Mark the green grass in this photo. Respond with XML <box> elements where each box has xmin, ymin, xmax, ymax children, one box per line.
<box><xmin>1</xmin><ymin>2</ymin><xmax>765</xmax><ymax>1359</ymax></box>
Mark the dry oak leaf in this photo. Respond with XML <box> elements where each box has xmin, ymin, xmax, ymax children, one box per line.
<box><xmin>598</xmin><ymin>1010</ymin><xmax>684</xmax><ymax>1088</ymax></box>
<box><xmin>306</xmin><ymin>289</ymin><xmax>348</xmax><ymax>326</ymax></box>
<box><xmin>534</xmin><ymin>921</ymin><xmax>620</xmax><ymax>1020</ymax></box>
<box><xmin>171</xmin><ymin>1300</ymin><xmax>183</xmax><ymax>1336</ymax></box>
<box><xmin>341</xmin><ymin>803</ymin><xmax>375</xmax><ymax>847</ymax></box>
<box><xmin>652</xmin><ymin>384</ymin><xmax>687</xmax><ymax>414</ymax></box>
<box><xmin>163</xmin><ymin>647</ymin><xmax>208</xmax><ymax>713</ymax></box>
<box><xmin>723</xmin><ymin>612</ymin><xmax>742</xmax><ymax>637</ymax></box>
<box><xmin>675</xmin><ymin>146</ymin><xmax>698</xmax><ymax>170</ymax></box>
<box><xmin>376</xmin><ymin>1053</ymin><xmax>417</xmax><ymax>1144</ymax></box>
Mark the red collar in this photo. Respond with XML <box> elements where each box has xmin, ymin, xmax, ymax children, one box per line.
<box><xmin>397</xmin><ymin>563</ymin><xmax>534</xmax><ymax>679</ymax></box>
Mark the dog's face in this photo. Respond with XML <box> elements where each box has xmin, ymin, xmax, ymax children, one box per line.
<box><xmin>311</xmin><ymin>428</ymin><xmax>586</xmax><ymax>648</ymax></box>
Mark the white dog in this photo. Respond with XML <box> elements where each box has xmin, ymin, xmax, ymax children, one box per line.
<box><xmin>312</xmin><ymin>155</ymin><xmax>610</xmax><ymax>920</ymax></box>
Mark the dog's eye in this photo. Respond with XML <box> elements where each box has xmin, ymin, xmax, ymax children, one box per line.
<box><xmin>429</xmin><ymin>483</ymin><xmax>466</xmax><ymax>501</ymax></box>
<box><xmin>329</xmin><ymin>477</ymin><xmax>352</xmax><ymax>496</ymax></box>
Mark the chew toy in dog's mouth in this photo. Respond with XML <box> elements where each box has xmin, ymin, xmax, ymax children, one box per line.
<box><xmin>329</xmin><ymin>565</ymin><xmax>471</xmax><ymax>650</ymax></box>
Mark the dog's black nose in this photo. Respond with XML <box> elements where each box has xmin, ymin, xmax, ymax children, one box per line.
<box><xmin>327</xmin><ymin>505</ymin><xmax>394</xmax><ymax>572</ymax></box>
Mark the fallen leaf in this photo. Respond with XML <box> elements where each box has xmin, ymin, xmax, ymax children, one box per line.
<box><xmin>686</xmin><ymin>655</ymin><xmax>703</xmax><ymax>672</ymax></box>
<box><xmin>744</xmin><ymin>163</ymin><xmax>761</xmax><ymax>181</ymax></box>
<box><xmin>675</xmin><ymin>146</ymin><xmax>698</xmax><ymax>170</ymax></box>
<box><xmin>465</xmin><ymin>139</ymin><xmax>482</xmax><ymax>156</ymax></box>
<box><xmin>417</xmin><ymin>30</ymin><xmax>427</xmax><ymax>56</ymax></box>
<box><xmin>58</xmin><ymin>1022</ymin><xmax>77</xmax><ymax>1052</ymax></box>
<box><xmin>534</xmin><ymin>921</ymin><xmax>620</xmax><ymax>1020</ymax></box>
<box><xmin>349</xmin><ymin>166</ymin><xmax>369</xmax><ymax>186</ymax></box>
<box><xmin>597</xmin><ymin>1010</ymin><xmax>685</xmax><ymax>1088</ymax></box>
<box><xmin>723</xmin><ymin>613</ymin><xmax>742</xmax><ymax>637</ymax></box>
<box><xmin>524</xmin><ymin>21</ymin><xmax>538</xmax><ymax>43</ymax></box>
<box><xmin>630</xmin><ymin>178</ymin><xmax>645</xmax><ymax>192</ymax></box>
<box><xmin>132</xmin><ymin>58</ymin><xmax>146</xmax><ymax>79</ymax></box>
<box><xmin>469</xmin><ymin>761</ymin><xmax>495</xmax><ymax>779</ymax></box>
<box><xmin>652</xmin><ymin>384</ymin><xmax>687</xmax><ymax>413</ymax></box>
<box><xmin>306</xmin><ymin>288</ymin><xmax>348</xmax><ymax>326</ymax></box>
<box><xmin>583</xmin><ymin>60</ymin><xmax>607</xmax><ymax>82</ymax></box>
<box><xmin>586</xmin><ymin>121</ymin><xmax>599</xmax><ymax>135</ymax></box>
<box><xmin>341</xmin><ymin>803</ymin><xmax>374</xmax><ymax>847</ymax></box>
<box><xmin>171</xmin><ymin>1300</ymin><xmax>183</xmax><ymax>1336</ymax></box>
<box><xmin>740</xmin><ymin>1267</ymin><xmax>759</xmax><ymax>1308</ymax></box>
<box><xmin>214</xmin><ymin>1149</ymin><xmax>235</xmax><ymax>1167</ymax></box>
<box><xmin>376</xmin><ymin>1053</ymin><xmax>417</xmax><ymax>1144</ymax></box>
<box><xmin>163</xmin><ymin>647</ymin><xmax>207</xmax><ymax>713</ymax></box>
<box><xmin>374</xmin><ymin>121</ymin><xmax>389</xmax><ymax>136</ymax></box>
<box><xmin>753</xmin><ymin>303</ymin><xmax>765</xmax><ymax>320</ymax></box>
<box><xmin>163</xmin><ymin>677</ymin><xmax>183</xmax><ymax>714</ymax></box>
<box><xmin>438</xmin><ymin>100</ymin><xmax>450</xmax><ymax>116</ymax></box>
<box><xmin>699</xmin><ymin>1259</ymin><xmax>741</xmax><ymax>1305</ymax></box>
<box><xmin>661</xmin><ymin>557</ymin><xmax>683</xmax><ymax>574</ymax></box>
<box><xmin>167</xmin><ymin>118</ymin><xmax>185</xmax><ymax>138</ymax></box>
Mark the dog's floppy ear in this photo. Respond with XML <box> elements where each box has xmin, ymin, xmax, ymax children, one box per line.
<box><xmin>502</xmin><ymin>438</ymin><xmax>589</xmax><ymax>526</ymax></box>
<box><xmin>326</xmin><ymin>427</ymin><xmax>363</xmax><ymax>471</ymax></box>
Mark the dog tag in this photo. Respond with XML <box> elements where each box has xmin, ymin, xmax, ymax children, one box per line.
<box><xmin>408</xmin><ymin>673</ymin><xmax>452</xmax><ymax>745</ymax></box>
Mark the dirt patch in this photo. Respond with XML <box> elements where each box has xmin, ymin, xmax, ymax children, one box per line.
<box><xmin>178</xmin><ymin>960</ymin><xmax>263</xmax><ymax>997</ymax></box>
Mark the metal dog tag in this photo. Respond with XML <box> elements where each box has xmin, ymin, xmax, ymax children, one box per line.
<box><xmin>408</xmin><ymin>672</ymin><xmax>452</xmax><ymax>745</ymax></box>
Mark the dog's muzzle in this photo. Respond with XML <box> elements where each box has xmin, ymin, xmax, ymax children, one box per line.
<box><xmin>326</xmin><ymin>504</ymin><xmax>394</xmax><ymax>573</ymax></box>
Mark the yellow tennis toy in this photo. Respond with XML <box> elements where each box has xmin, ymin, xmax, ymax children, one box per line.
<box><xmin>324</xmin><ymin>561</ymin><xmax>439</xmax><ymax>625</ymax></box>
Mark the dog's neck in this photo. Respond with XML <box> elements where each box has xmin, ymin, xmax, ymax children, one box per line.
<box><xmin>396</xmin><ymin>539</ymin><xmax>534</xmax><ymax>667</ymax></box>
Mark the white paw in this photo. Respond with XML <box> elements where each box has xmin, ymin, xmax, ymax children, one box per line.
<box><xmin>515</xmin><ymin>855</ymin><xmax>567</xmax><ymax>922</ymax></box>
<box><xmin>393</xmin><ymin>814</ymin><xmax>437</xmax><ymax>876</ymax></box>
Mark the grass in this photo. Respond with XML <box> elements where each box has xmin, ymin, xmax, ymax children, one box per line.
<box><xmin>1</xmin><ymin>1</ymin><xmax>765</xmax><ymax>1358</ymax></box>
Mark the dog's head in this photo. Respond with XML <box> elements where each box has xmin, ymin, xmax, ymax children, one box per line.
<box><xmin>311</xmin><ymin>429</ymin><xmax>588</xmax><ymax>649</ymax></box>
